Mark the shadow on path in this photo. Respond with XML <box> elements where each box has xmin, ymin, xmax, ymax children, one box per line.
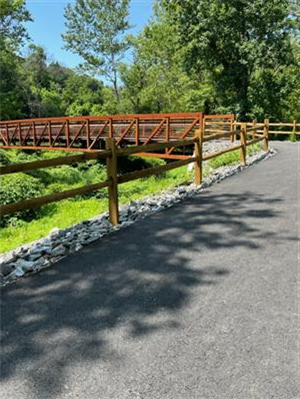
<box><xmin>0</xmin><ymin>190</ymin><xmax>292</xmax><ymax>398</ymax></box>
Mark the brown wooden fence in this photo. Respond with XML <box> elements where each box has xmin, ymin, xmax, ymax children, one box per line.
<box><xmin>204</xmin><ymin>118</ymin><xmax>300</xmax><ymax>138</ymax></box>
<box><xmin>0</xmin><ymin>122</ymin><xmax>269</xmax><ymax>225</ymax></box>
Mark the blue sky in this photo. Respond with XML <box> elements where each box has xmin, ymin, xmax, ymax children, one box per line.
<box><xmin>25</xmin><ymin>0</ymin><xmax>154</xmax><ymax>68</ymax></box>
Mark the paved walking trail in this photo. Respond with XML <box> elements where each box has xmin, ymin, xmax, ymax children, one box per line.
<box><xmin>0</xmin><ymin>142</ymin><xmax>299</xmax><ymax>399</ymax></box>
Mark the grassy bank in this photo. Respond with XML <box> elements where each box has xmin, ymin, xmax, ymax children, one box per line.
<box><xmin>0</xmin><ymin>144</ymin><xmax>260</xmax><ymax>253</ymax></box>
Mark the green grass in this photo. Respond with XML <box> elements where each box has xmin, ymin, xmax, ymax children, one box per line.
<box><xmin>0</xmin><ymin>143</ymin><xmax>261</xmax><ymax>253</ymax></box>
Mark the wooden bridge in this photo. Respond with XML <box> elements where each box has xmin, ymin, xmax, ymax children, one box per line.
<box><xmin>0</xmin><ymin>113</ymin><xmax>235</xmax><ymax>159</ymax></box>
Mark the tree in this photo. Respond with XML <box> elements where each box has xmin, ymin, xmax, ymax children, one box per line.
<box><xmin>62</xmin><ymin>0</ymin><xmax>131</xmax><ymax>103</ymax></box>
<box><xmin>62</xmin><ymin>74</ymin><xmax>104</xmax><ymax>116</ymax></box>
<box><xmin>0</xmin><ymin>0</ymin><xmax>32</xmax><ymax>119</ymax></box>
<box><xmin>0</xmin><ymin>50</ymin><xmax>29</xmax><ymax>119</ymax></box>
<box><xmin>47</xmin><ymin>62</ymin><xmax>73</xmax><ymax>87</ymax></box>
<box><xmin>120</xmin><ymin>4</ymin><xmax>206</xmax><ymax>113</ymax></box>
<box><xmin>0</xmin><ymin>0</ymin><xmax>32</xmax><ymax>50</ymax></box>
<box><xmin>23</xmin><ymin>45</ymin><xmax>50</xmax><ymax>117</ymax></box>
<box><xmin>164</xmin><ymin>0</ymin><xmax>300</xmax><ymax>119</ymax></box>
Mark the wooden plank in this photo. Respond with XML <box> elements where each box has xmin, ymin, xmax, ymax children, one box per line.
<box><xmin>230</xmin><ymin>119</ymin><xmax>235</xmax><ymax>143</ymax></box>
<box><xmin>269</xmin><ymin>122</ymin><xmax>297</xmax><ymax>127</ymax></box>
<box><xmin>204</xmin><ymin>114</ymin><xmax>235</xmax><ymax>120</ymax></box>
<box><xmin>246</xmin><ymin>137</ymin><xmax>264</xmax><ymax>146</ymax></box>
<box><xmin>133</xmin><ymin>152</ymin><xmax>190</xmax><ymax>160</ymax></box>
<box><xmin>118</xmin><ymin>157</ymin><xmax>195</xmax><ymax>184</ymax></box>
<box><xmin>263</xmin><ymin>119</ymin><xmax>269</xmax><ymax>151</ymax></box>
<box><xmin>204</xmin><ymin>129</ymin><xmax>232</xmax><ymax>134</ymax></box>
<box><xmin>106</xmin><ymin>138</ymin><xmax>119</xmax><ymax>225</ymax></box>
<box><xmin>204</xmin><ymin>121</ymin><xmax>232</xmax><ymax>126</ymax></box>
<box><xmin>239</xmin><ymin>123</ymin><xmax>247</xmax><ymax>166</ymax></box>
<box><xmin>194</xmin><ymin>129</ymin><xmax>203</xmax><ymax>185</ymax></box>
<box><xmin>0</xmin><ymin>112</ymin><xmax>204</xmax><ymax>125</ymax></box>
<box><xmin>252</xmin><ymin>119</ymin><xmax>257</xmax><ymax>140</ymax></box>
<box><xmin>0</xmin><ymin>151</ymin><xmax>111</xmax><ymax>175</ymax></box>
<box><xmin>0</xmin><ymin>180</ymin><xmax>110</xmax><ymax>216</ymax></box>
<box><xmin>203</xmin><ymin>144</ymin><xmax>242</xmax><ymax>161</ymax></box>
<box><xmin>203</xmin><ymin>130</ymin><xmax>239</xmax><ymax>142</ymax></box>
<box><xmin>0</xmin><ymin>145</ymin><xmax>105</xmax><ymax>152</ymax></box>
<box><xmin>117</xmin><ymin>138</ymin><xmax>196</xmax><ymax>157</ymax></box>
<box><xmin>268</xmin><ymin>130</ymin><xmax>295</xmax><ymax>134</ymax></box>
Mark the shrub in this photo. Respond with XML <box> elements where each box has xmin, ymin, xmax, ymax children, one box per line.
<box><xmin>0</xmin><ymin>150</ymin><xmax>11</xmax><ymax>165</ymax></box>
<box><xmin>0</xmin><ymin>174</ymin><xmax>44</xmax><ymax>226</ymax></box>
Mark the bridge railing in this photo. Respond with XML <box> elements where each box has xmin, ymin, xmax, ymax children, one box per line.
<box><xmin>0</xmin><ymin>112</ymin><xmax>204</xmax><ymax>153</ymax></box>
<box><xmin>0</xmin><ymin>122</ymin><xmax>268</xmax><ymax>225</ymax></box>
<box><xmin>0</xmin><ymin>113</ymin><xmax>237</xmax><ymax>157</ymax></box>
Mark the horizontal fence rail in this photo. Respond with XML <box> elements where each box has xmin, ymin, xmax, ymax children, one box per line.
<box><xmin>225</xmin><ymin>119</ymin><xmax>300</xmax><ymax>137</ymax></box>
<box><xmin>0</xmin><ymin>121</ymin><xmax>269</xmax><ymax>225</ymax></box>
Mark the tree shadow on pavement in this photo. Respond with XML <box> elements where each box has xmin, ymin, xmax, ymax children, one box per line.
<box><xmin>0</xmin><ymin>190</ymin><xmax>291</xmax><ymax>398</ymax></box>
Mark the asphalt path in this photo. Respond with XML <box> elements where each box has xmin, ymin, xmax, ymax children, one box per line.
<box><xmin>0</xmin><ymin>142</ymin><xmax>299</xmax><ymax>399</ymax></box>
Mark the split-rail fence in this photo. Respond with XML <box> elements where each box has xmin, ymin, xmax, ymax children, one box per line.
<box><xmin>0</xmin><ymin>121</ymin><xmax>269</xmax><ymax>225</ymax></box>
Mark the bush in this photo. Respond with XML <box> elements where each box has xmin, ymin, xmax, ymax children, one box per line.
<box><xmin>0</xmin><ymin>150</ymin><xmax>11</xmax><ymax>165</ymax></box>
<box><xmin>0</xmin><ymin>174</ymin><xmax>44</xmax><ymax>226</ymax></box>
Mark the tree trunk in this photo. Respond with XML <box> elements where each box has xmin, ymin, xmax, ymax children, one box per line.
<box><xmin>113</xmin><ymin>69</ymin><xmax>120</xmax><ymax>104</ymax></box>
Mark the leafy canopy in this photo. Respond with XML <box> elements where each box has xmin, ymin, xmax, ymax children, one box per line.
<box><xmin>62</xmin><ymin>0</ymin><xmax>131</xmax><ymax>101</ymax></box>
<box><xmin>164</xmin><ymin>0</ymin><xmax>300</xmax><ymax>119</ymax></box>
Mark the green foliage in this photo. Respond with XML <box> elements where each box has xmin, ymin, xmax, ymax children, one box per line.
<box><xmin>63</xmin><ymin>0</ymin><xmax>131</xmax><ymax>102</ymax></box>
<box><xmin>207</xmin><ymin>144</ymin><xmax>260</xmax><ymax>170</ymax></box>
<box><xmin>62</xmin><ymin>74</ymin><xmax>104</xmax><ymax>116</ymax></box>
<box><xmin>119</xmin><ymin>5</ymin><xmax>196</xmax><ymax>113</ymax></box>
<box><xmin>0</xmin><ymin>45</ymin><xmax>29</xmax><ymax>120</ymax></box>
<box><xmin>1</xmin><ymin>0</ymin><xmax>299</xmax><ymax>123</ymax></box>
<box><xmin>164</xmin><ymin>0</ymin><xmax>300</xmax><ymax>120</ymax></box>
<box><xmin>0</xmin><ymin>0</ymin><xmax>32</xmax><ymax>50</ymax></box>
<box><xmin>0</xmin><ymin>173</ymin><xmax>44</xmax><ymax>226</ymax></box>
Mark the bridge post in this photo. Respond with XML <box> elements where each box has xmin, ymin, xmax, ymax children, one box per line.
<box><xmin>263</xmin><ymin>118</ymin><xmax>269</xmax><ymax>152</ymax></box>
<box><xmin>106</xmin><ymin>138</ymin><xmax>119</xmax><ymax>225</ymax></box>
<box><xmin>240</xmin><ymin>123</ymin><xmax>247</xmax><ymax>166</ymax></box>
<box><xmin>194</xmin><ymin>127</ymin><xmax>203</xmax><ymax>185</ymax></box>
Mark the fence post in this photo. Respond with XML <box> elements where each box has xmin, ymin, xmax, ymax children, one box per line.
<box><xmin>106</xmin><ymin>138</ymin><xmax>119</xmax><ymax>225</ymax></box>
<box><xmin>293</xmin><ymin>119</ymin><xmax>296</xmax><ymax>134</ymax></box>
<box><xmin>230</xmin><ymin>119</ymin><xmax>234</xmax><ymax>143</ymax></box>
<box><xmin>194</xmin><ymin>128</ymin><xmax>203</xmax><ymax>185</ymax></box>
<box><xmin>292</xmin><ymin>119</ymin><xmax>297</xmax><ymax>141</ymax></box>
<box><xmin>240</xmin><ymin>123</ymin><xmax>247</xmax><ymax>166</ymax></box>
<box><xmin>252</xmin><ymin>119</ymin><xmax>257</xmax><ymax>140</ymax></box>
<box><xmin>263</xmin><ymin>118</ymin><xmax>269</xmax><ymax>152</ymax></box>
